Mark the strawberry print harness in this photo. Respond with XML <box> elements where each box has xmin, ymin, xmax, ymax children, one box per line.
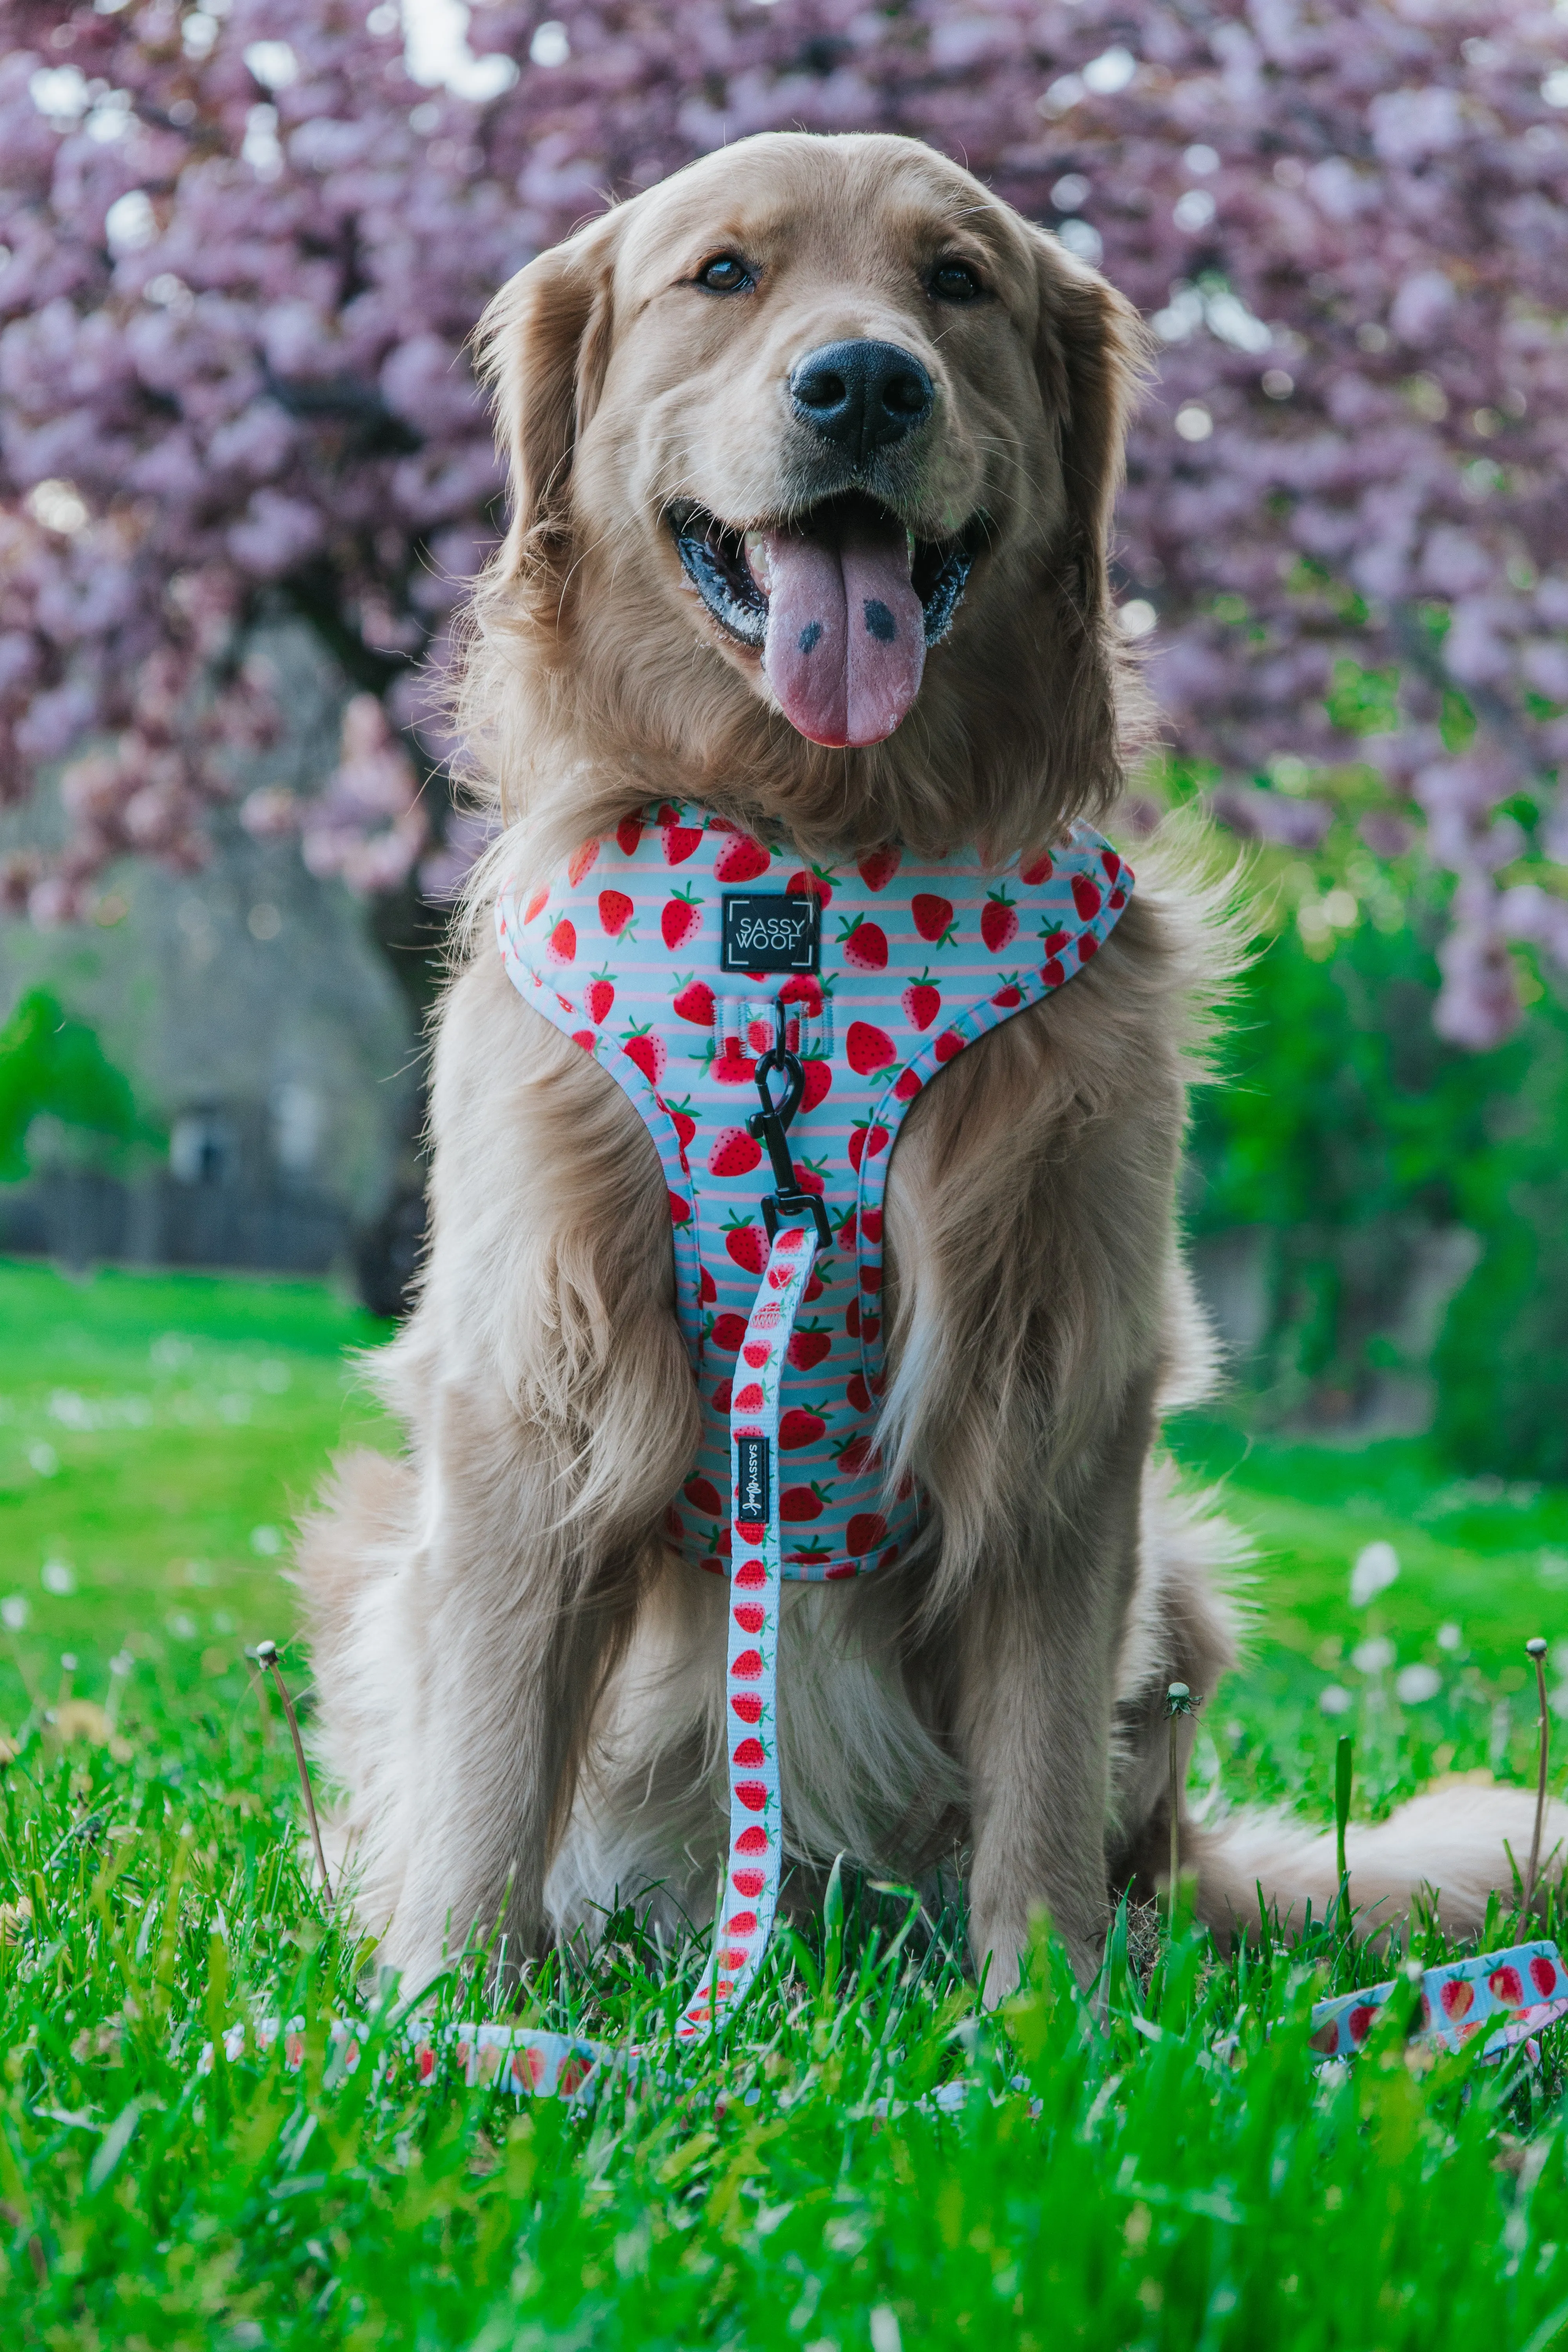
<box><xmin>496</xmin><ymin>803</ymin><xmax>1131</xmax><ymax>2037</ymax></box>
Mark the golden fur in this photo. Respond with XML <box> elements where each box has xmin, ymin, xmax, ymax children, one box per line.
<box><xmin>298</xmin><ymin>132</ymin><xmax>1564</xmax><ymax>1998</ymax></box>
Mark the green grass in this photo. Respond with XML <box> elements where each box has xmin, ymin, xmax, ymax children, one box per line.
<box><xmin>0</xmin><ymin>1258</ymin><xmax>388</xmax><ymax>1695</ymax></box>
<box><xmin>7</xmin><ymin>1259</ymin><xmax>1568</xmax><ymax>2347</ymax></box>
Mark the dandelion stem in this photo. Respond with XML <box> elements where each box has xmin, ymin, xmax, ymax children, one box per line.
<box><xmin>1334</xmin><ymin>1734</ymin><xmax>1353</xmax><ymax>1919</ymax></box>
<box><xmin>1166</xmin><ymin>1683</ymin><xmax>1192</xmax><ymax>1932</ymax></box>
<box><xmin>1524</xmin><ymin>1637</ymin><xmax>1550</xmax><ymax>1915</ymax></box>
<box><xmin>255</xmin><ymin>1639</ymin><xmax>332</xmax><ymax>1906</ymax></box>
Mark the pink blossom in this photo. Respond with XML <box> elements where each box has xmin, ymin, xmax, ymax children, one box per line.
<box><xmin>226</xmin><ymin>489</ymin><xmax>323</xmax><ymax>577</ymax></box>
<box><xmin>1209</xmin><ymin>785</ymin><xmax>1332</xmax><ymax>852</ymax></box>
<box><xmin>27</xmin><ymin>873</ymin><xmax>84</xmax><ymax>927</ymax></box>
<box><xmin>1421</xmin><ymin>529</ymin><xmax>1494</xmax><ymax>600</ymax></box>
<box><xmin>379</xmin><ymin>335</ymin><xmax>481</xmax><ymax>438</ymax></box>
<box><xmin>240</xmin><ymin>784</ymin><xmax>301</xmax><ymax>839</ymax></box>
<box><xmin>298</xmin><ymin>693</ymin><xmax>426</xmax><ymax>895</ymax></box>
<box><xmin>1444</xmin><ymin>599</ymin><xmax>1519</xmax><ymax>691</ymax></box>
<box><xmin>420</xmin><ymin>807</ymin><xmax>498</xmax><ymax>904</ymax></box>
<box><xmin>1389</xmin><ymin>270</ymin><xmax>1456</xmax><ymax>346</ymax></box>
<box><xmin>1369</xmin><ymin>88</ymin><xmax>1465</xmax><ymax>168</ymax></box>
<box><xmin>1359</xmin><ymin>810</ymin><xmax>1415</xmax><ymax>859</ymax></box>
<box><xmin>1523</xmin><ymin>641</ymin><xmax>1568</xmax><ymax>702</ymax></box>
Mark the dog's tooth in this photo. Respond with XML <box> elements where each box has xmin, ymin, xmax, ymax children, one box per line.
<box><xmin>743</xmin><ymin>530</ymin><xmax>773</xmax><ymax>593</ymax></box>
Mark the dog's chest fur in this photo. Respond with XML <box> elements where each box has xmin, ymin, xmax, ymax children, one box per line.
<box><xmin>545</xmin><ymin>1567</ymin><xmax>967</xmax><ymax>1936</ymax></box>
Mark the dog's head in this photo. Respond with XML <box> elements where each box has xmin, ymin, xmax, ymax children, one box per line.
<box><xmin>473</xmin><ymin>132</ymin><xmax>1150</xmax><ymax>854</ymax></box>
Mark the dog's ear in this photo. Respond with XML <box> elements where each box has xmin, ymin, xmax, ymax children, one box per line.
<box><xmin>1027</xmin><ymin>230</ymin><xmax>1153</xmax><ymax>618</ymax></box>
<box><xmin>477</xmin><ymin>208</ymin><xmax>625</xmax><ymax>583</ymax></box>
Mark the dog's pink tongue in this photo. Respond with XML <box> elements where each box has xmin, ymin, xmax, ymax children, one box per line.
<box><xmin>755</xmin><ymin>514</ymin><xmax>925</xmax><ymax>747</ymax></box>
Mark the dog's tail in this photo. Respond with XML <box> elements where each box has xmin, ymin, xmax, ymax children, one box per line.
<box><xmin>1191</xmin><ymin>1784</ymin><xmax>1568</xmax><ymax>1945</ymax></box>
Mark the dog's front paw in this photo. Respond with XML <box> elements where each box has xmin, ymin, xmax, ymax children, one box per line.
<box><xmin>971</xmin><ymin>1908</ymin><xmax>1103</xmax><ymax>2004</ymax></box>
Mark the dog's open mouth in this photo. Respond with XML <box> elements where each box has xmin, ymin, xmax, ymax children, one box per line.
<box><xmin>670</xmin><ymin>491</ymin><xmax>980</xmax><ymax>748</ymax></box>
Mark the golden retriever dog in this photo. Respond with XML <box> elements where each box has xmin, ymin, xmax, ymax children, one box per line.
<box><xmin>299</xmin><ymin>131</ymin><xmax>1562</xmax><ymax>1999</ymax></box>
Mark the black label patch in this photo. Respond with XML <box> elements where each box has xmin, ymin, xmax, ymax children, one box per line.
<box><xmin>735</xmin><ymin>1434</ymin><xmax>771</xmax><ymax>1526</ymax></box>
<box><xmin>721</xmin><ymin>893</ymin><xmax>820</xmax><ymax>974</ymax></box>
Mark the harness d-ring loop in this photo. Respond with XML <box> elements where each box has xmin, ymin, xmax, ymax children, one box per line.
<box><xmin>751</xmin><ymin>1027</ymin><xmax>806</xmax><ymax>1129</ymax></box>
<box><xmin>748</xmin><ymin>1007</ymin><xmax>832</xmax><ymax>1247</ymax></box>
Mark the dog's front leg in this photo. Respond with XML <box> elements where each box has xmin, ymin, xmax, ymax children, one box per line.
<box><xmin>879</xmin><ymin>930</ymin><xmax>1190</xmax><ymax>1999</ymax></box>
<box><xmin>315</xmin><ymin>956</ymin><xmax>699</xmax><ymax>1993</ymax></box>
<box><xmin>377</xmin><ymin>1373</ymin><xmax>683</xmax><ymax>1991</ymax></box>
<box><xmin>950</xmin><ymin>1388</ymin><xmax>1152</xmax><ymax>1996</ymax></box>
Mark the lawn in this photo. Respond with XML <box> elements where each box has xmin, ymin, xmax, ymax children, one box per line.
<box><xmin>5</xmin><ymin>1258</ymin><xmax>1568</xmax><ymax>2348</ymax></box>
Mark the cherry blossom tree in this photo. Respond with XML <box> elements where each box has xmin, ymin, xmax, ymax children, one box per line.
<box><xmin>2</xmin><ymin>0</ymin><xmax>1566</xmax><ymax>1044</ymax></box>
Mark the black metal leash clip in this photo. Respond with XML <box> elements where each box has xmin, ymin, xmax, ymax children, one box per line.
<box><xmin>748</xmin><ymin>1010</ymin><xmax>833</xmax><ymax>1248</ymax></box>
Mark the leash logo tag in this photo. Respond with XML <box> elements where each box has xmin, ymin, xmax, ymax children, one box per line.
<box><xmin>720</xmin><ymin>893</ymin><xmax>820</xmax><ymax>974</ymax></box>
<box><xmin>735</xmin><ymin>1434</ymin><xmax>771</xmax><ymax>1523</ymax></box>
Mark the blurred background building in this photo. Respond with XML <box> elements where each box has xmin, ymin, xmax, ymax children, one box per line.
<box><xmin>0</xmin><ymin>627</ymin><xmax>418</xmax><ymax>1287</ymax></box>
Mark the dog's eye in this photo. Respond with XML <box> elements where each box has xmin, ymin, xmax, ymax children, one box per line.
<box><xmin>931</xmin><ymin>259</ymin><xmax>984</xmax><ymax>304</ymax></box>
<box><xmin>696</xmin><ymin>254</ymin><xmax>753</xmax><ymax>294</ymax></box>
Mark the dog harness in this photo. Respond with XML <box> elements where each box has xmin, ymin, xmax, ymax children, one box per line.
<box><xmin>496</xmin><ymin>802</ymin><xmax>1131</xmax><ymax>2035</ymax></box>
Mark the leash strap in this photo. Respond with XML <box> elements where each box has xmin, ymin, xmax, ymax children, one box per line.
<box><xmin>196</xmin><ymin>1934</ymin><xmax>1568</xmax><ymax>2087</ymax></box>
<box><xmin>1309</xmin><ymin>1939</ymin><xmax>1568</xmax><ymax>2060</ymax></box>
<box><xmin>676</xmin><ymin>1215</ymin><xmax>819</xmax><ymax>2042</ymax></box>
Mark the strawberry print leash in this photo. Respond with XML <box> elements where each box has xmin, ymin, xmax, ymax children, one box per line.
<box><xmin>679</xmin><ymin>1024</ymin><xmax>831</xmax><ymax>2042</ymax></box>
<box><xmin>1310</xmin><ymin>1940</ymin><xmax>1568</xmax><ymax>2062</ymax></box>
<box><xmin>675</xmin><ymin>1215</ymin><xmax>815</xmax><ymax>2042</ymax></box>
<box><xmin>198</xmin><ymin>2016</ymin><xmax>608</xmax><ymax>2102</ymax></box>
<box><xmin>197</xmin><ymin>1935</ymin><xmax>1568</xmax><ymax>2092</ymax></box>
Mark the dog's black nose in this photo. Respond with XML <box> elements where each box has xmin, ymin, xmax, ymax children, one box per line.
<box><xmin>788</xmin><ymin>340</ymin><xmax>935</xmax><ymax>466</ymax></box>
